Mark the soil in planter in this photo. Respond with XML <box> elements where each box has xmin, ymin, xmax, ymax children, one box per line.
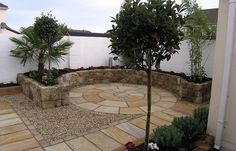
<box><xmin>154</xmin><ymin>69</ymin><xmax>212</xmax><ymax>83</ymax></box>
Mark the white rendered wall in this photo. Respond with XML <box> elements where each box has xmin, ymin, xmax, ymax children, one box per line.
<box><xmin>0</xmin><ymin>30</ymin><xmax>215</xmax><ymax>83</ymax></box>
<box><xmin>0</xmin><ymin>29</ymin><xmax>37</xmax><ymax>83</ymax></box>
<box><xmin>160</xmin><ymin>40</ymin><xmax>215</xmax><ymax>77</ymax></box>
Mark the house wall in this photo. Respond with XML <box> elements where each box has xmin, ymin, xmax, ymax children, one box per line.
<box><xmin>207</xmin><ymin>0</ymin><xmax>236</xmax><ymax>150</ymax></box>
<box><xmin>0</xmin><ymin>28</ymin><xmax>215</xmax><ymax>83</ymax></box>
<box><xmin>0</xmin><ymin>9</ymin><xmax>5</xmax><ymax>22</ymax></box>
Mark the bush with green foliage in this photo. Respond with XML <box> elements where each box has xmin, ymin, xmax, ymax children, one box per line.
<box><xmin>108</xmin><ymin>0</ymin><xmax>185</xmax><ymax>149</ymax></box>
<box><xmin>172</xmin><ymin>116</ymin><xmax>205</xmax><ymax>144</ymax></box>
<box><xmin>183</xmin><ymin>0</ymin><xmax>216</xmax><ymax>80</ymax></box>
<box><xmin>193</xmin><ymin>106</ymin><xmax>209</xmax><ymax>132</ymax></box>
<box><xmin>152</xmin><ymin>125</ymin><xmax>183</xmax><ymax>151</ymax></box>
<box><xmin>10</xmin><ymin>12</ymin><xmax>73</xmax><ymax>82</ymax></box>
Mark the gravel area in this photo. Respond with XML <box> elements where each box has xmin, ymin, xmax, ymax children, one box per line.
<box><xmin>1</xmin><ymin>94</ymin><xmax>139</xmax><ymax>143</ymax></box>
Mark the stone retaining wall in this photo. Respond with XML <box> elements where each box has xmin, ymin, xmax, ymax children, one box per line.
<box><xmin>58</xmin><ymin>69</ymin><xmax>212</xmax><ymax>103</ymax></box>
<box><xmin>17</xmin><ymin>69</ymin><xmax>211</xmax><ymax>109</ymax></box>
<box><xmin>17</xmin><ymin>74</ymin><xmax>69</xmax><ymax>109</ymax></box>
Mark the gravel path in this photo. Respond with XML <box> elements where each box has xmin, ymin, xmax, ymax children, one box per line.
<box><xmin>1</xmin><ymin>94</ymin><xmax>139</xmax><ymax>143</ymax></box>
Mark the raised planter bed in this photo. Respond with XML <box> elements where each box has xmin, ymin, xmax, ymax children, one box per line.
<box><xmin>17</xmin><ymin>69</ymin><xmax>211</xmax><ymax>109</ymax></box>
<box><xmin>0</xmin><ymin>85</ymin><xmax>22</xmax><ymax>96</ymax></box>
<box><xmin>17</xmin><ymin>74</ymin><xmax>69</xmax><ymax>109</ymax></box>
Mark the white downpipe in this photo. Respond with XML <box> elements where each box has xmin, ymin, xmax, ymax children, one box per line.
<box><xmin>214</xmin><ymin>0</ymin><xmax>236</xmax><ymax>149</ymax></box>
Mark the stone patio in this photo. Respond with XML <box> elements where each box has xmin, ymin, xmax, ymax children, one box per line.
<box><xmin>0</xmin><ymin>83</ymin><xmax>198</xmax><ymax>151</ymax></box>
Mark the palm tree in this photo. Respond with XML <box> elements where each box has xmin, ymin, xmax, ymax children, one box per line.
<box><xmin>10</xmin><ymin>27</ymin><xmax>73</xmax><ymax>81</ymax></box>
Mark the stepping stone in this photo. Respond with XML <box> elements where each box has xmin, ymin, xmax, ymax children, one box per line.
<box><xmin>0</xmin><ymin>123</ymin><xmax>27</xmax><ymax>135</ymax></box>
<box><xmin>98</xmin><ymin>100</ymin><xmax>128</xmax><ymax>107</ymax></box>
<box><xmin>116</xmin><ymin>122</ymin><xmax>145</xmax><ymax>138</ymax></box>
<box><xmin>0</xmin><ymin>130</ymin><xmax>33</xmax><ymax>145</ymax></box>
<box><xmin>67</xmin><ymin>137</ymin><xmax>101</xmax><ymax>151</ymax></box>
<box><xmin>78</xmin><ymin>103</ymin><xmax>100</xmax><ymax>110</ymax></box>
<box><xmin>152</xmin><ymin>112</ymin><xmax>174</xmax><ymax>122</ymax></box>
<box><xmin>119</xmin><ymin>107</ymin><xmax>145</xmax><ymax>115</ymax></box>
<box><xmin>102</xmin><ymin>127</ymin><xmax>136</xmax><ymax>144</ymax></box>
<box><xmin>95</xmin><ymin>106</ymin><xmax>119</xmax><ymax>114</ymax></box>
<box><xmin>155</xmin><ymin>101</ymin><xmax>176</xmax><ymax>109</ymax></box>
<box><xmin>0</xmin><ymin>138</ymin><xmax>40</xmax><ymax>151</ymax></box>
<box><xmin>129</xmin><ymin>118</ymin><xmax>157</xmax><ymax>132</ymax></box>
<box><xmin>0</xmin><ymin>118</ymin><xmax>22</xmax><ymax>128</ymax></box>
<box><xmin>0</xmin><ymin>113</ymin><xmax>18</xmax><ymax>121</ymax></box>
<box><xmin>85</xmin><ymin>131</ymin><xmax>120</xmax><ymax>151</ymax></box>
<box><xmin>44</xmin><ymin>143</ymin><xmax>72</xmax><ymax>151</ymax></box>
<box><xmin>141</xmin><ymin>116</ymin><xmax>171</xmax><ymax>126</ymax></box>
<box><xmin>140</xmin><ymin>105</ymin><xmax>165</xmax><ymax>113</ymax></box>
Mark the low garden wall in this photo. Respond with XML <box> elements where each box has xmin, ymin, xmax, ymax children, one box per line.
<box><xmin>58</xmin><ymin>69</ymin><xmax>212</xmax><ymax>103</ymax></box>
<box><xmin>17</xmin><ymin>69</ymin><xmax>211</xmax><ymax>109</ymax></box>
<box><xmin>17</xmin><ymin>74</ymin><xmax>69</xmax><ymax>109</ymax></box>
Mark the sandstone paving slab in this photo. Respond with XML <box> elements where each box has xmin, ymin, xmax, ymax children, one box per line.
<box><xmin>127</xmin><ymin>100</ymin><xmax>146</xmax><ymax>107</ymax></box>
<box><xmin>83</xmin><ymin>95</ymin><xmax>104</xmax><ymax>103</ymax></box>
<box><xmin>66</xmin><ymin>137</ymin><xmax>101</xmax><ymax>151</ymax></box>
<box><xmin>0</xmin><ymin>130</ymin><xmax>33</xmax><ymax>145</ymax></box>
<box><xmin>116</xmin><ymin>122</ymin><xmax>145</xmax><ymax>138</ymax></box>
<box><xmin>155</xmin><ymin>101</ymin><xmax>176</xmax><ymax>109</ymax></box>
<box><xmin>0</xmin><ymin>118</ymin><xmax>22</xmax><ymax>128</ymax></box>
<box><xmin>129</xmin><ymin>118</ymin><xmax>157</xmax><ymax>132</ymax></box>
<box><xmin>0</xmin><ymin>113</ymin><xmax>18</xmax><ymax>121</ymax></box>
<box><xmin>69</xmin><ymin>92</ymin><xmax>83</xmax><ymax>98</ymax></box>
<box><xmin>69</xmin><ymin>97</ymin><xmax>87</xmax><ymax>105</ymax></box>
<box><xmin>140</xmin><ymin>105</ymin><xmax>166</xmax><ymax>113</ymax></box>
<box><xmin>102</xmin><ymin>127</ymin><xmax>136</xmax><ymax>144</ymax></box>
<box><xmin>98</xmin><ymin>100</ymin><xmax>128</xmax><ymax>107</ymax></box>
<box><xmin>127</xmin><ymin>95</ymin><xmax>145</xmax><ymax>101</ymax></box>
<box><xmin>160</xmin><ymin>96</ymin><xmax>178</xmax><ymax>102</ymax></box>
<box><xmin>171</xmin><ymin>101</ymin><xmax>196</xmax><ymax>115</ymax></box>
<box><xmin>158</xmin><ymin>91</ymin><xmax>175</xmax><ymax>97</ymax></box>
<box><xmin>163</xmin><ymin>109</ymin><xmax>187</xmax><ymax>117</ymax></box>
<box><xmin>0</xmin><ymin>123</ymin><xmax>27</xmax><ymax>135</ymax></box>
<box><xmin>77</xmin><ymin>102</ymin><xmax>100</xmax><ymax>110</ymax></box>
<box><xmin>119</xmin><ymin>107</ymin><xmax>145</xmax><ymax>115</ymax></box>
<box><xmin>0</xmin><ymin>109</ymin><xmax>14</xmax><ymax>115</ymax></box>
<box><xmin>141</xmin><ymin>115</ymin><xmax>171</xmax><ymax>126</ymax></box>
<box><xmin>0</xmin><ymin>102</ymin><xmax>12</xmax><ymax>110</ymax></box>
<box><xmin>44</xmin><ymin>142</ymin><xmax>72</xmax><ymax>151</ymax></box>
<box><xmin>85</xmin><ymin>131</ymin><xmax>121</xmax><ymax>151</ymax></box>
<box><xmin>152</xmin><ymin>112</ymin><xmax>174</xmax><ymax>122</ymax></box>
<box><xmin>0</xmin><ymin>138</ymin><xmax>40</xmax><ymax>151</ymax></box>
<box><xmin>95</xmin><ymin>106</ymin><xmax>119</xmax><ymax>114</ymax></box>
<box><xmin>28</xmin><ymin>147</ymin><xmax>44</xmax><ymax>151</ymax></box>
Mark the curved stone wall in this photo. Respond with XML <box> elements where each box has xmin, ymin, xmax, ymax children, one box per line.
<box><xmin>58</xmin><ymin>69</ymin><xmax>212</xmax><ymax>104</ymax></box>
<box><xmin>18</xmin><ymin>69</ymin><xmax>211</xmax><ymax>109</ymax></box>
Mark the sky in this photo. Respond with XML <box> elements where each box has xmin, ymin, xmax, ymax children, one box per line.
<box><xmin>1</xmin><ymin>0</ymin><xmax>219</xmax><ymax>33</ymax></box>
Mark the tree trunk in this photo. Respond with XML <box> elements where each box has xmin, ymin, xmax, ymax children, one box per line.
<box><xmin>144</xmin><ymin>68</ymin><xmax>152</xmax><ymax>151</ymax></box>
<box><xmin>38</xmin><ymin>62</ymin><xmax>44</xmax><ymax>82</ymax></box>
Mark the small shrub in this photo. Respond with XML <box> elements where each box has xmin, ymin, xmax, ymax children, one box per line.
<box><xmin>152</xmin><ymin>125</ymin><xmax>183</xmax><ymax>150</ymax></box>
<box><xmin>193</xmin><ymin>106</ymin><xmax>209</xmax><ymax>124</ymax></box>
<box><xmin>29</xmin><ymin>70</ymin><xmax>39</xmax><ymax>80</ymax></box>
<box><xmin>172</xmin><ymin>116</ymin><xmax>205</xmax><ymax>144</ymax></box>
<box><xmin>193</xmin><ymin>106</ymin><xmax>209</xmax><ymax>133</ymax></box>
<box><xmin>43</xmin><ymin>72</ymin><xmax>58</xmax><ymax>86</ymax></box>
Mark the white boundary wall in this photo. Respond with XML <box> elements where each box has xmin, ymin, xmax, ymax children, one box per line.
<box><xmin>0</xmin><ymin>29</ymin><xmax>215</xmax><ymax>83</ymax></box>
